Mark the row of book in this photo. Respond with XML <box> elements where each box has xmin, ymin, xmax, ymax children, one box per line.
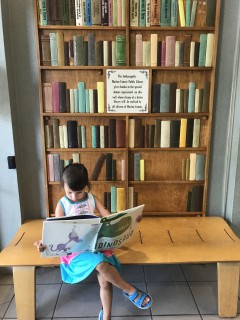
<box><xmin>130</xmin><ymin>153</ymin><xmax>145</xmax><ymax>181</ymax></box>
<box><xmin>151</xmin><ymin>81</ymin><xmax>210</xmax><ymax>113</ymax></box>
<box><xmin>43</xmin><ymin>81</ymin><xmax>104</xmax><ymax>113</ymax></box>
<box><xmin>129</xmin><ymin>118</ymin><xmax>200</xmax><ymax>148</ymax></box>
<box><xmin>130</xmin><ymin>0</ymin><xmax>216</xmax><ymax>27</ymax></box>
<box><xmin>187</xmin><ymin>185</ymin><xmax>203</xmax><ymax>212</ymax></box>
<box><xmin>103</xmin><ymin>186</ymin><xmax>138</xmax><ymax>213</ymax></box>
<box><xmin>47</xmin><ymin>153</ymin><xmax>81</xmax><ymax>181</ymax></box>
<box><xmin>42</xmin><ymin>32</ymin><xmax>126</xmax><ymax>66</ymax></box>
<box><xmin>91</xmin><ymin>153</ymin><xmax>126</xmax><ymax>181</ymax></box>
<box><xmin>37</xmin><ymin>0</ymin><xmax>216</xmax><ymax>28</ymax></box>
<box><xmin>182</xmin><ymin>153</ymin><xmax>205</xmax><ymax>181</ymax></box>
<box><xmin>45</xmin><ymin>119</ymin><xmax>126</xmax><ymax>149</ymax></box>
<box><xmin>132</xmin><ymin>33</ymin><xmax>214</xmax><ymax>67</ymax></box>
<box><xmin>37</xmin><ymin>0</ymin><xmax>127</xmax><ymax>27</ymax></box>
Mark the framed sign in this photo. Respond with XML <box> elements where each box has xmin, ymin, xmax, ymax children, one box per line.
<box><xmin>107</xmin><ymin>69</ymin><xmax>149</xmax><ymax>113</ymax></box>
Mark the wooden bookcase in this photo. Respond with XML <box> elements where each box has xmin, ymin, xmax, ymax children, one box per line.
<box><xmin>34</xmin><ymin>0</ymin><xmax>221</xmax><ymax>217</ymax></box>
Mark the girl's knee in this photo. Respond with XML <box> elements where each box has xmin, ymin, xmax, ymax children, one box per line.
<box><xmin>96</xmin><ymin>262</ymin><xmax>110</xmax><ymax>273</ymax></box>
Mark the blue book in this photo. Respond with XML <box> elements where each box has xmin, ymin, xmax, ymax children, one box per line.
<box><xmin>86</xmin><ymin>0</ymin><xmax>92</xmax><ymax>26</ymax></box>
<box><xmin>74</xmin><ymin>89</ymin><xmax>78</xmax><ymax>112</ymax></box>
<box><xmin>78</xmin><ymin>82</ymin><xmax>86</xmax><ymax>113</ymax></box>
<box><xmin>188</xmin><ymin>82</ymin><xmax>196</xmax><ymax>113</ymax></box>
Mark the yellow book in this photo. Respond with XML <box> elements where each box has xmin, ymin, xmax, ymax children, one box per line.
<box><xmin>189</xmin><ymin>153</ymin><xmax>197</xmax><ymax>181</ymax></box>
<box><xmin>179</xmin><ymin>118</ymin><xmax>187</xmax><ymax>147</ymax></box>
<box><xmin>117</xmin><ymin>188</ymin><xmax>126</xmax><ymax>212</ymax></box>
<box><xmin>205</xmin><ymin>33</ymin><xmax>214</xmax><ymax>67</ymax></box>
<box><xmin>150</xmin><ymin>34</ymin><xmax>158</xmax><ymax>67</ymax></box>
<box><xmin>57</xmin><ymin>32</ymin><xmax>64</xmax><ymax>66</ymax></box>
<box><xmin>140</xmin><ymin>159</ymin><xmax>145</xmax><ymax>181</ymax></box>
<box><xmin>178</xmin><ymin>0</ymin><xmax>185</xmax><ymax>27</ymax></box>
<box><xmin>97</xmin><ymin>82</ymin><xmax>104</xmax><ymax>113</ymax></box>
<box><xmin>128</xmin><ymin>119</ymin><xmax>135</xmax><ymax>148</ymax></box>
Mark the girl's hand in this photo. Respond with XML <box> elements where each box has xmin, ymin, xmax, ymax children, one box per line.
<box><xmin>34</xmin><ymin>240</ymin><xmax>46</xmax><ymax>252</ymax></box>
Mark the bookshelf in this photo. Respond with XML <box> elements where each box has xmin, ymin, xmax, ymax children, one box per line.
<box><xmin>34</xmin><ymin>0</ymin><xmax>221</xmax><ymax>217</ymax></box>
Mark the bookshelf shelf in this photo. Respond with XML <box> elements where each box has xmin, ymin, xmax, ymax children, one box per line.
<box><xmin>34</xmin><ymin>0</ymin><xmax>221</xmax><ymax>217</ymax></box>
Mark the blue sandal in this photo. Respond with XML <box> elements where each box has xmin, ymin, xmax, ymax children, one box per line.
<box><xmin>123</xmin><ymin>287</ymin><xmax>153</xmax><ymax>309</ymax></box>
<box><xmin>98</xmin><ymin>309</ymin><xmax>103</xmax><ymax>320</ymax></box>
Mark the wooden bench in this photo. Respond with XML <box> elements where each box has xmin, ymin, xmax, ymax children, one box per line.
<box><xmin>0</xmin><ymin>216</ymin><xmax>240</xmax><ymax>319</ymax></box>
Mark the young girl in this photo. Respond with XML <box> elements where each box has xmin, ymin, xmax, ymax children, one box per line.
<box><xmin>35</xmin><ymin>163</ymin><xmax>152</xmax><ymax>320</ymax></box>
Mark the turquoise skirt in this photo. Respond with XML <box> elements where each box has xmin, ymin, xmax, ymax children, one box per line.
<box><xmin>60</xmin><ymin>251</ymin><xmax>121</xmax><ymax>284</ymax></box>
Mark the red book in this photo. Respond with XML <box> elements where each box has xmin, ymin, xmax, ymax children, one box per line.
<box><xmin>52</xmin><ymin>82</ymin><xmax>60</xmax><ymax>112</ymax></box>
<box><xmin>116</xmin><ymin>119</ymin><xmax>126</xmax><ymax>148</ymax></box>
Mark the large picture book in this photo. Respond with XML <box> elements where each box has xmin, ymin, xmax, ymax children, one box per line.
<box><xmin>41</xmin><ymin>204</ymin><xmax>144</xmax><ymax>257</ymax></box>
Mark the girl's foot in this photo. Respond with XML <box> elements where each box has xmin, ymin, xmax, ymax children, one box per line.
<box><xmin>123</xmin><ymin>287</ymin><xmax>153</xmax><ymax>309</ymax></box>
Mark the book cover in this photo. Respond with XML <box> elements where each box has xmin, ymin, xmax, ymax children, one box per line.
<box><xmin>67</xmin><ymin>120</ymin><xmax>78</xmax><ymax>148</ymax></box>
<box><xmin>42</xmin><ymin>204</ymin><xmax>145</xmax><ymax>257</ymax></box>
<box><xmin>43</xmin><ymin>83</ymin><xmax>53</xmax><ymax>113</ymax></box>
<box><xmin>170</xmin><ymin>0</ymin><xmax>177</xmax><ymax>26</ymax></box>
<box><xmin>160</xmin><ymin>120</ymin><xmax>170</xmax><ymax>147</ymax></box>
<box><xmin>150</xmin><ymin>0</ymin><xmax>160</xmax><ymax>25</ymax></box>
<box><xmin>40</xmin><ymin>35</ymin><xmax>51</xmax><ymax>66</ymax></box>
<box><xmin>196</xmin><ymin>154</ymin><xmax>205</xmax><ymax>181</ymax></box>
<box><xmin>165</xmin><ymin>36</ymin><xmax>176</xmax><ymax>67</ymax></box>
<box><xmin>160</xmin><ymin>0</ymin><xmax>171</xmax><ymax>26</ymax></box>
<box><xmin>116</xmin><ymin>35</ymin><xmax>126</xmax><ymax>66</ymax></box>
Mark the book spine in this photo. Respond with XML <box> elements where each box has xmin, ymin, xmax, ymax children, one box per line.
<box><xmin>101</xmin><ymin>0</ymin><xmax>109</xmax><ymax>25</ymax></box>
<box><xmin>160</xmin><ymin>120</ymin><xmax>170</xmax><ymax>147</ymax></box>
<box><xmin>140</xmin><ymin>159</ymin><xmax>145</xmax><ymax>181</ymax></box>
<box><xmin>81</xmin><ymin>126</ymin><xmax>86</xmax><ymax>148</ymax></box>
<box><xmin>116</xmin><ymin>188</ymin><xmax>126</xmax><ymax>212</ymax></box>
<box><xmin>86</xmin><ymin>0</ymin><xmax>92</xmax><ymax>25</ymax></box>
<box><xmin>160</xmin><ymin>83</ymin><xmax>170</xmax><ymax>112</ymax></box>
<box><xmin>198</xmin><ymin>34</ymin><xmax>207</xmax><ymax>67</ymax></box>
<box><xmin>75</xmin><ymin>0</ymin><xmax>83</xmax><ymax>25</ymax></box>
<box><xmin>196</xmin><ymin>154</ymin><xmax>205</xmax><ymax>180</ymax></box>
<box><xmin>110</xmin><ymin>186</ymin><xmax>117</xmax><ymax>213</ymax></box>
<box><xmin>165</xmin><ymin>36</ymin><xmax>176</xmax><ymax>67</ymax></box>
<box><xmin>139</xmin><ymin>0</ymin><xmax>146</xmax><ymax>26</ymax></box>
<box><xmin>160</xmin><ymin>0</ymin><xmax>171</xmax><ymax>26</ymax></box>
<box><xmin>106</xmin><ymin>153</ymin><xmax>113</xmax><ymax>180</ymax></box>
<box><xmin>185</xmin><ymin>0</ymin><xmax>191</xmax><ymax>27</ymax></box>
<box><xmin>190</xmin><ymin>0</ymin><xmax>197</xmax><ymax>27</ymax></box>
<box><xmin>150</xmin><ymin>0</ymin><xmax>160</xmax><ymax>26</ymax></box>
<box><xmin>134</xmin><ymin>153</ymin><xmax>141</xmax><ymax>181</ymax></box>
<box><xmin>188</xmin><ymin>82</ymin><xmax>196</xmax><ymax>113</ymax></box>
<box><xmin>205</xmin><ymin>33</ymin><xmax>214</xmax><ymax>67</ymax></box>
<box><xmin>92</xmin><ymin>0</ymin><xmax>102</xmax><ymax>25</ymax></box>
<box><xmin>178</xmin><ymin>0</ymin><xmax>185</xmax><ymax>27</ymax></box>
<box><xmin>97</xmin><ymin>82</ymin><xmax>104</xmax><ymax>113</ymax></box>
<box><xmin>116</xmin><ymin>35</ymin><xmax>126</xmax><ymax>66</ymax></box>
<box><xmin>179</xmin><ymin>118</ymin><xmax>187</xmax><ymax>147</ymax></box>
<box><xmin>49</xmin><ymin>32</ymin><xmax>58</xmax><ymax>66</ymax></box>
<box><xmin>146</xmin><ymin>0</ymin><xmax>151</xmax><ymax>26</ymax></box>
<box><xmin>171</xmin><ymin>0</ymin><xmax>178</xmax><ymax>26</ymax></box>
<box><xmin>78</xmin><ymin>82</ymin><xmax>86</xmax><ymax>113</ymax></box>
<box><xmin>67</xmin><ymin>120</ymin><xmax>78</xmax><ymax>148</ymax></box>
<box><xmin>108</xmin><ymin>0</ymin><xmax>113</xmax><ymax>26</ymax></box>
<box><xmin>122</xmin><ymin>0</ymin><xmax>126</xmax><ymax>26</ymax></box>
<box><xmin>150</xmin><ymin>34</ymin><xmax>158</xmax><ymax>67</ymax></box>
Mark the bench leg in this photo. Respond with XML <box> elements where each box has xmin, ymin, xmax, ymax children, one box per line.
<box><xmin>217</xmin><ymin>262</ymin><xmax>240</xmax><ymax>317</ymax></box>
<box><xmin>13</xmin><ymin>266</ymin><xmax>36</xmax><ymax>320</ymax></box>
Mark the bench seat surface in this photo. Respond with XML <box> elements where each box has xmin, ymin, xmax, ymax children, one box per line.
<box><xmin>1</xmin><ymin>217</ymin><xmax>240</xmax><ymax>266</ymax></box>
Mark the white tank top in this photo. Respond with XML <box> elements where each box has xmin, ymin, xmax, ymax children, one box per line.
<box><xmin>59</xmin><ymin>192</ymin><xmax>96</xmax><ymax>217</ymax></box>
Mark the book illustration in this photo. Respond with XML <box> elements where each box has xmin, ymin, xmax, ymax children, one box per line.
<box><xmin>42</xmin><ymin>204</ymin><xmax>144</xmax><ymax>257</ymax></box>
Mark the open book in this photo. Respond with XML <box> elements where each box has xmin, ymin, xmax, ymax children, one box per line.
<box><xmin>41</xmin><ymin>204</ymin><xmax>144</xmax><ymax>257</ymax></box>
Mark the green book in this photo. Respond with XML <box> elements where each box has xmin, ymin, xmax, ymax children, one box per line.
<box><xmin>110</xmin><ymin>186</ymin><xmax>117</xmax><ymax>213</ymax></box>
<box><xmin>81</xmin><ymin>126</ymin><xmax>86</xmax><ymax>148</ymax></box>
<box><xmin>188</xmin><ymin>82</ymin><xmax>196</xmax><ymax>113</ymax></box>
<box><xmin>196</xmin><ymin>154</ymin><xmax>205</xmax><ymax>181</ymax></box>
<box><xmin>41</xmin><ymin>0</ymin><xmax>48</xmax><ymax>25</ymax></box>
<box><xmin>160</xmin><ymin>0</ymin><xmax>171</xmax><ymax>26</ymax></box>
<box><xmin>74</xmin><ymin>89</ymin><xmax>78</xmax><ymax>113</ymax></box>
<box><xmin>190</xmin><ymin>0</ymin><xmax>198</xmax><ymax>27</ymax></box>
<box><xmin>170</xmin><ymin>0</ymin><xmax>178</xmax><ymax>26</ymax></box>
<box><xmin>139</xmin><ymin>0</ymin><xmax>146</xmax><ymax>26</ymax></box>
<box><xmin>116</xmin><ymin>35</ymin><xmax>126</xmax><ymax>66</ymax></box>
<box><xmin>73</xmin><ymin>35</ymin><xmax>84</xmax><ymax>66</ymax></box>
<box><xmin>112</xmin><ymin>0</ymin><xmax>118</xmax><ymax>26</ymax></box>
<box><xmin>61</xmin><ymin>0</ymin><xmax>69</xmax><ymax>25</ymax></box>
<box><xmin>85</xmin><ymin>89</ymin><xmax>90</xmax><ymax>113</ymax></box>
<box><xmin>185</xmin><ymin>0</ymin><xmax>191</xmax><ymax>27</ymax></box>
<box><xmin>160</xmin><ymin>84</ymin><xmax>170</xmax><ymax>112</ymax></box>
<box><xmin>49</xmin><ymin>33</ymin><xmax>58</xmax><ymax>66</ymax></box>
<box><xmin>198</xmin><ymin>34</ymin><xmax>207</xmax><ymax>67</ymax></box>
<box><xmin>91</xmin><ymin>126</ymin><xmax>97</xmax><ymax>148</ymax></box>
<box><xmin>78</xmin><ymin>82</ymin><xmax>86</xmax><ymax>113</ymax></box>
<box><xmin>134</xmin><ymin>153</ymin><xmax>141</xmax><ymax>181</ymax></box>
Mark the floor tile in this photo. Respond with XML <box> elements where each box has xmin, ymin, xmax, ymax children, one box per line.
<box><xmin>112</xmin><ymin>283</ymin><xmax>151</xmax><ymax>317</ymax></box>
<box><xmin>144</xmin><ymin>265</ymin><xmax>185</xmax><ymax>282</ymax></box>
<box><xmin>189</xmin><ymin>282</ymin><xmax>218</xmax><ymax>314</ymax></box>
<box><xmin>202</xmin><ymin>316</ymin><xmax>240</xmax><ymax>320</ymax></box>
<box><xmin>152</xmin><ymin>316</ymin><xmax>202</xmax><ymax>319</ymax></box>
<box><xmin>181</xmin><ymin>264</ymin><xmax>217</xmax><ymax>281</ymax></box>
<box><xmin>148</xmin><ymin>282</ymin><xmax>199</xmax><ymax>315</ymax></box>
<box><xmin>113</xmin><ymin>317</ymin><xmax>152</xmax><ymax>320</ymax></box>
<box><xmin>54</xmin><ymin>283</ymin><xmax>101</xmax><ymax>318</ymax></box>
<box><xmin>4</xmin><ymin>284</ymin><xmax>61</xmax><ymax>319</ymax></box>
<box><xmin>0</xmin><ymin>275</ymin><xmax>13</xmax><ymax>285</ymax></box>
<box><xmin>0</xmin><ymin>285</ymin><xmax>14</xmax><ymax>318</ymax></box>
<box><xmin>120</xmin><ymin>264</ymin><xmax>145</xmax><ymax>283</ymax></box>
<box><xmin>36</xmin><ymin>267</ymin><xmax>62</xmax><ymax>284</ymax></box>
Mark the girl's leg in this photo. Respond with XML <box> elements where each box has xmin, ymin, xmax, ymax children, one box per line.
<box><xmin>97</xmin><ymin>272</ymin><xmax>112</xmax><ymax>320</ymax></box>
<box><xmin>95</xmin><ymin>262</ymin><xmax>150</xmax><ymax>307</ymax></box>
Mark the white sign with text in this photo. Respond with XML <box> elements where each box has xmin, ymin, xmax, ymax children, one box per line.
<box><xmin>107</xmin><ymin>69</ymin><xmax>149</xmax><ymax>113</ymax></box>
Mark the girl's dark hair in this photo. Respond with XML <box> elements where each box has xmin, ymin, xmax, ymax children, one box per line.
<box><xmin>62</xmin><ymin>163</ymin><xmax>91</xmax><ymax>191</ymax></box>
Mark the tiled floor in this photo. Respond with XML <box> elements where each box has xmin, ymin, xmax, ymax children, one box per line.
<box><xmin>0</xmin><ymin>263</ymin><xmax>240</xmax><ymax>319</ymax></box>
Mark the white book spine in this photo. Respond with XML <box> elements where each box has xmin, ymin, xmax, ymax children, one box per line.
<box><xmin>192</xmin><ymin>119</ymin><xmax>200</xmax><ymax>147</ymax></box>
<box><xmin>59</xmin><ymin>126</ymin><xmax>64</xmax><ymax>148</ymax></box>
<box><xmin>70</xmin><ymin>89</ymin><xmax>75</xmax><ymax>113</ymax></box>
<box><xmin>100</xmin><ymin>125</ymin><xmax>105</xmax><ymax>148</ymax></box>
<box><xmin>121</xmin><ymin>159</ymin><xmax>126</xmax><ymax>181</ymax></box>
<box><xmin>63</xmin><ymin>124</ymin><xmax>68</xmax><ymax>148</ymax></box>
<box><xmin>205</xmin><ymin>33</ymin><xmax>214</xmax><ymax>67</ymax></box>
<box><xmin>194</xmin><ymin>88</ymin><xmax>200</xmax><ymax>112</ymax></box>
<box><xmin>103</xmin><ymin>41</ymin><xmax>109</xmax><ymax>66</ymax></box>
<box><xmin>112</xmin><ymin>41</ymin><xmax>116</xmax><ymax>66</ymax></box>
<box><xmin>72</xmin><ymin>153</ymin><xmax>80</xmax><ymax>163</ymax></box>
<box><xmin>75</xmin><ymin>0</ymin><xmax>83</xmax><ymax>26</ymax></box>
<box><xmin>89</xmin><ymin>89</ymin><xmax>94</xmax><ymax>113</ymax></box>
<box><xmin>176</xmin><ymin>88</ymin><xmax>181</xmax><ymax>113</ymax></box>
<box><xmin>160</xmin><ymin>120</ymin><xmax>170</xmax><ymax>148</ymax></box>
<box><xmin>190</xmin><ymin>41</ymin><xmax>195</xmax><ymax>67</ymax></box>
<box><xmin>175</xmin><ymin>40</ymin><xmax>180</xmax><ymax>66</ymax></box>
